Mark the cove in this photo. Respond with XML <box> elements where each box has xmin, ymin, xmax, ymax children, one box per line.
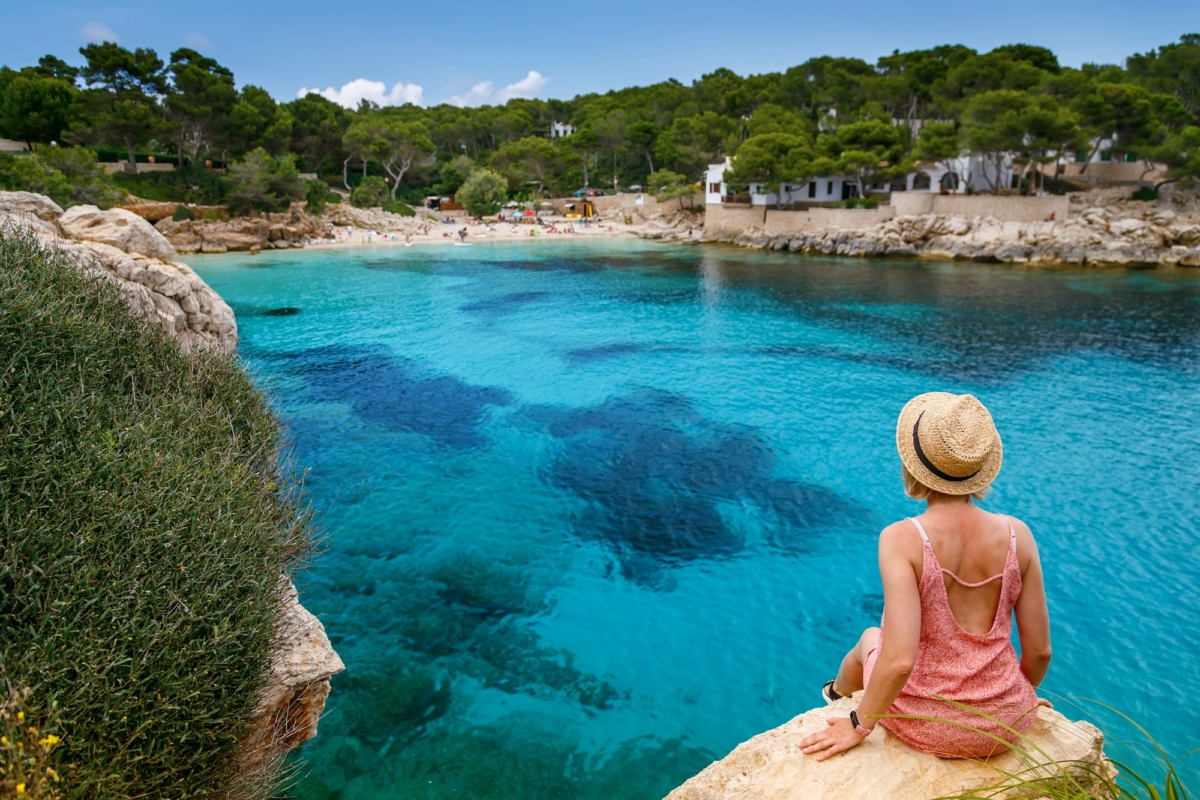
<box><xmin>192</xmin><ymin>240</ymin><xmax>1200</xmax><ymax>800</ymax></box>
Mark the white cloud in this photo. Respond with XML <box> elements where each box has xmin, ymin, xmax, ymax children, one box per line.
<box><xmin>298</xmin><ymin>79</ymin><xmax>425</xmax><ymax>109</ymax></box>
<box><xmin>497</xmin><ymin>70</ymin><xmax>548</xmax><ymax>103</ymax></box>
<box><xmin>182</xmin><ymin>32</ymin><xmax>213</xmax><ymax>50</ymax></box>
<box><xmin>80</xmin><ymin>21</ymin><xmax>119</xmax><ymax>43</ymax></box>
<box><xmin>446</xmin><ymin>81</ymin><xmax>494</xmax><ymax>108</ymax></box>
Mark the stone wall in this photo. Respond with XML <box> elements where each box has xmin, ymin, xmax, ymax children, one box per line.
<box><xmin>101</xmin><ymin>161</ymin><xmax>178</xmax><ymax>174</ymax></box>
<box><xmin>591</xmin><ymin>193</ymin><xmax>663</xmax><ymax>218</ymax></box>
<box><xmin>891</xmin><ymin>193</ymin><xmax>1070</xmax><ymax>222</ymax></box>
<box><xmin>763</xmin><ymin>206</ymin><xmax>896</xmax><ymax>236</ymax></box>
<box><xmin>705</xmin><ymin>203</ymin><xmax>767</xmax><ymax>236</ymax></box>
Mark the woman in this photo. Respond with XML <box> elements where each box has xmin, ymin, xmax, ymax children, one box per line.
<box><xmin>800</xmin><ymin>392</ymin><xmax>1052</xmax><ymax>760</ymax></box>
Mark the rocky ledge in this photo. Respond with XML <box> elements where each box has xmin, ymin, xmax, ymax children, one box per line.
<box><xmin>667</xmin><ymin>695</ymin><xmax>1111</xmax><ymax>800</ymax></box>
<box><xmin>0</xmin><ymin>190</ymin><xmax>344</xmax><ymax>763</ymax></box>
<box><xmin>691</xmin><ymin>192</ymin><xmax>1200</xmax><ymax>268</ymax></box>
<box><xmin>1</xmin><ymin>191</ymin><xmax>237</xmax><ymax>354</ymax></box>
<box><xmin>156</xmin><ymin>214</ymin><xmax>324</xmax><ymax>254</ymax></box>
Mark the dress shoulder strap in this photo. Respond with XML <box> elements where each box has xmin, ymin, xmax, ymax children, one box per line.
<box><xmin>908</xmin><ymin>517</ymin><xmax>932</xmax><ymax>545</ymax></box>
<box><xmin>1003</xmin><ymin>515</ymin><xmax>1017</xmax><ymax>558</ymax></box>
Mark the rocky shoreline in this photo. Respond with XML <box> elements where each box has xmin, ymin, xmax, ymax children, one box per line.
<box><xmin>650</xmin><ymin>191</ymin><xmax>1200</xmax><ymax>268</ymax></box>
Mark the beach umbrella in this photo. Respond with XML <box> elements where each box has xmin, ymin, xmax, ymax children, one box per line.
<box><xmin>523</xmin><ymin>210</ymin><xmax>537</xmax><ymax>216</ymax></box>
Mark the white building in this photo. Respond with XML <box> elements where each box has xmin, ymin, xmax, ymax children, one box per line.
<box><xmin>885</xmin><ymin>155</ymin><xmax>1014</xmax><ymax>195</ymax></box>
<box><xmin>704</xmin><ymin>158</ymin><xmax>857</xmax><ymax>206</ymax></box>
<box><xmin>704</xmin><ymin>159</ymin><xmax>732</xmax><ymax>204</ymax></box>
<box><xmin>550</xmin><ymin>121</ymin><xmax>576</xmax><ymax>139</ymax></box>
<box><xmin>705</xmin><ymin>153</ymin><xmax>1016</xmax><ymax>208</ymax></box>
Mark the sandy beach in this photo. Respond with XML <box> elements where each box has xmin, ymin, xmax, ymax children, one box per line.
<box><xmin>308</xmin><ymin>216</ymin><xmax>647</xmax><ymax>249</ymax></box>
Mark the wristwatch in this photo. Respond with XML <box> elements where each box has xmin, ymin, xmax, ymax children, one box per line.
<box><xmin>850</xmin><ymin>709</ymin><xmax>873</xmax><ymax>737</ymax></box>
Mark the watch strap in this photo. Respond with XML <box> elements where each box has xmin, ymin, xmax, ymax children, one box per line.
<box><xmin>850</xmin><ymin>709</ymin><xmax>873</xmax><ymax>737</ymax></box>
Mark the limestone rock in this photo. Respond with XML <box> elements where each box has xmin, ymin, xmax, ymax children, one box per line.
<box><xmin>57</xmin><ymin>240</ymin><xmax>238</xmax><ymax>354</ymax></box>
<box><xmin>121</xmin><ymin>200</ymin><xmax>179</xmax><ymax>222</ymax></box>
<box><xmin>323</xmin><ymin>203</ymin><xmax>426</xmax><ymax>233</ymax></box>
<box><xmin>156</xmin><ymin>215</ymin><xmax>323</xmax><ymax>253</ymax></box>
<box><xmin>59</xmin><ymin>205</ymin><xmax>176</xmax><ymax>260</ymax></box>
<box><xmin>239</xmin><ymin>581</ymin><xmax>346</xmax><ymax>770</ymax></box>
<box><xmin>666</xmin><ymin>696</ymin><xmax>1111</xmax><ymax>800</ymax></box>
<box><xmin>0</xmin><ymin>191</ymin><xmax>65</xmax><ymax>238</ymax></box>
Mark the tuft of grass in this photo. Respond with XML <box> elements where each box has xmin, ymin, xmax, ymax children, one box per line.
<box><xmin>904</xmin><ymin>698</ymin><xmax>1196</xmax><ymax>800</ymax></box>
<box><xmin>0</xmin><ymin>225</ymin><xmax>311</xmax><ymax>797</ymax></box>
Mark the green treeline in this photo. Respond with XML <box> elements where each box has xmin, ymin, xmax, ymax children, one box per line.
<box><xmin>1</xmin><ymin>36</ymin><xmax>1198</xmax><ymax>210</ymax></box>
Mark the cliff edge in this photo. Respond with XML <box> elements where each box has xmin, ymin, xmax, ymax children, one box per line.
<box><xmin>666</xmin><ymin>695</ymin><xmax>1110</xmax><ymax>800</ymax></box>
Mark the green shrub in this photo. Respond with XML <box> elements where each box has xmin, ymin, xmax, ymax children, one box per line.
<box><xmin>226</xmin><ymin>148</ymin><xmax>306</xmax><ymax>216</ymax></box>
<box><xmin>0</xmin><ymin>227</ymin><xmax>310</xmax><ymax>797</ymax></box>
<box><xmin>305</xmin><ymin>179</ymin><xmax>339</xmax><ymax>215</ymax></box>
<box><xmin>1131</xmin><ymin>186</ymin><xmax>1158</xmax><ymax>201</ymax></box>
<box><xmin>381</xmin><ymin>198</ymin><xmax>416</xmax><ymax>216</ymax></box>
<box><xmin>846</xmin><ymin>195</ymin><xmax>881</xmax><ymax>209</ymax></box>
<box><xmin>172</xmin><ymin>204</ymin><xmax>196</xmax><ymax>221</ymax></box>
<box><xmin>350</xmin><ymin>176</ymin><xmax>389</xmax><ymax>208</ymax></box>
<box><xmin>111</xmin><ymin>166</ymin><xmax>228</xmax><ymax>205</ymax></box>
<box><xmin>0</xmin><ymin>148</ymin><xmax>123</xmax><ymax>209</ymax></box>
<box><xmin>455</xmin><ymin>168</ymin><xmax>508</xmax><ymax>217</ymax></box>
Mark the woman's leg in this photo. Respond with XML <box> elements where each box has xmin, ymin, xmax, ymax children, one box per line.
<box><xmin>832</xmin><ymin>627</ymin><xmax>881</xmax><ymax>696</ymax></box>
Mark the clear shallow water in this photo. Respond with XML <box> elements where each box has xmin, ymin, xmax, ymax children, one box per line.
<box><xmin>193</xmin><ymin>242</ymin><xmax>1200</xmax><ymax>799</ymax></box>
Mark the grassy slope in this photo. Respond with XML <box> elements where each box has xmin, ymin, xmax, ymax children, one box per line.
<box><xmin>0</xmin><ymin>225</ymin><xmax>309</xmax><ymax>797</ymax></box>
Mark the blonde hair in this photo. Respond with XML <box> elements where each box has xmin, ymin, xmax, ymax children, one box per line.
<box><xmin>902</xmin><ymin>464</ymin><xmax>990</xmax><ymax>502</ymax></box>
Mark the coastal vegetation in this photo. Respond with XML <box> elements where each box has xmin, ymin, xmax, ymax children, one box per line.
<box><xmin>1</xmin><ymin>36</ymin><xmax>1198</xmax><ymax>213</ymax></box>
<box><xmin>0</xmin><ymin>225</ymin><xmax>311</xmax><ymax>796</ymax></box>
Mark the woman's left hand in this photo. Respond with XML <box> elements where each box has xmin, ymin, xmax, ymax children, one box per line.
<box><xmin>798</xmin><ymin>717</ymin><xmax>866</xmax><ymax>761</ymax></box>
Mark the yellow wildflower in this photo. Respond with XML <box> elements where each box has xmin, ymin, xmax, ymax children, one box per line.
<box><xmin>39</xmin><ymin>734</ymin><xmax>60</xmax><ymax>747</ymax></box>
<box><xmin>28</xmin><ymin>727</ymin><xmax>37</xmax><ymax>734</ymax></box>
<box><xmin>16</xmin><ymin>711</ymin><xmax>24</xmax><ymax>721</ymax></box>
<box><xmin>1</xmin><ymin>735</ymin><xmax>7</xmax><ymax>744</ymax></box>
<box><xmin>16</xmin><ymin>783</ymin><xmax>25</xmax><ymax>794</ymax></box>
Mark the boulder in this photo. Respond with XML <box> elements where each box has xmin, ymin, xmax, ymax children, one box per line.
<box><xmin>58</xmin><ymin>240</ymin><xmax>238</xmax><ymax>355</ymax></box>
<box><xmin>0</xmin><ymin>190</ymin><xmax>65</xmax><ymax>238</ymax></box>
<box><xmin>666</xmin><ymin>696</ymin><xmax>1111</xmax><ymax>800</ymax></box>
<box><xmin>324</xmin><ymin>203</ymin><xmax>425</xmax><ymax>233</ymax></box>
<box><xmin>59</xmin><ymin>205</ymin><xmax>176</xmax><ymax>260</ymax></box>
<box><xmin>121</xmin><ymin>201</ymin><xmax>179</xmax><ymax>222</ymax></box>
<box><xmin>156</xmin><ymin>216</ymin><xmax>322</xmax><ymax>252</ymax></box>
<box><xmin>238</xmin><ymin>581</ymin><xmax>345</xmax><ymax>772</ymax></box>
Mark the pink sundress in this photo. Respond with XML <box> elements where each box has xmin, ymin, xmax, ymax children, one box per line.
<box><xmin>863</xmin><ymin>516</ymin><xmax>1039</xmax><ymax>758</ymax></box>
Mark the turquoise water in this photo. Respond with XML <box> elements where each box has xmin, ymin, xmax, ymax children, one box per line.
<box><xmin>193</xmin><ymin>241</ymin><xmax>1200</xmax><ymax>799</ymax></box>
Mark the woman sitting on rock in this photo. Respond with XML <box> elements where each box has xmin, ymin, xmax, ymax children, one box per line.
<box><xmin>800</xmin><ymin>393</ymin><xmax>1052</xmax><ymax>760</ymax></box>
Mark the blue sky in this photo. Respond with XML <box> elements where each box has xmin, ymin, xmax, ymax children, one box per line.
<box><xmin>2</xmin><ymin>0</ymin><xmax>1198</xmax><ymax>108</ymax></box>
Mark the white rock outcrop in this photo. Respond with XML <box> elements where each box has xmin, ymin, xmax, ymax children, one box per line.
<box><xmin>666</xmin><ymin>696</ymin><xmax>1111</xmax><ymax>800</ymax></box>
<box><xmin>59</xmin><ymin>204</ymin><xmax>177</xmax><ymax>261</ymax></box>
<box><xmin>238</xmin><ymin>581</ymin><xmax>346</xmax><ymax>770</ymax></box>
<box><xmin>1</xmin><ymin>191</ymin><xmax>237</xmax><ymax>355</ymax></box>
<box><xmin>323</xmin><ymin>203</ymin><xmax>427</xmax><ymax>233</ymax></box>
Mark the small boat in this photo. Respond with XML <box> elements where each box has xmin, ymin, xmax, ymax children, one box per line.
<box><xmin>453</xmin><ymin>242</ymin><xmax>474</xmax><ymax>247</ymax></box>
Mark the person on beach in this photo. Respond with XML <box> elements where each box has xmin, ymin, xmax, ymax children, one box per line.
<box><xmin>800</xmin><ymin>393</ymin><xmax>1051</xmax><ymax>761</ymax></box>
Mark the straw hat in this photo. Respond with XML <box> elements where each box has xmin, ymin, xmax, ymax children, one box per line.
<box><xmin>896</xmin><ymin>392</ymin><xmax>1002</xmax><ymax>496</ymax></box>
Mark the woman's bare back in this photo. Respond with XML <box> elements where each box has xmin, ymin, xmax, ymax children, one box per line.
<box><xmin>914</xmin><ymin>507</ymin><xmax>1024</xmax><ymax>635</ymax></box>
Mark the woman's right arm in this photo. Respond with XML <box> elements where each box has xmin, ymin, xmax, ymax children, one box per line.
<box><xmin>1013</xmin><ymin>521</ymin><xmax>1052</xmax><ymax>687</ymax></box>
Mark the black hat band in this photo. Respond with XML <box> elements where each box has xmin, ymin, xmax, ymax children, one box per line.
<box><xmin>913</xmin><ymin>411</ymin><xmax>982</xmax><ymax>483</ymax></box>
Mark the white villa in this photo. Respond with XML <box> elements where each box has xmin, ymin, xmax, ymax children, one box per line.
<box><xmin>705</xmin><ymin>154</ymin><xmax>1015</xmax><ymax>208</ymax></box>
